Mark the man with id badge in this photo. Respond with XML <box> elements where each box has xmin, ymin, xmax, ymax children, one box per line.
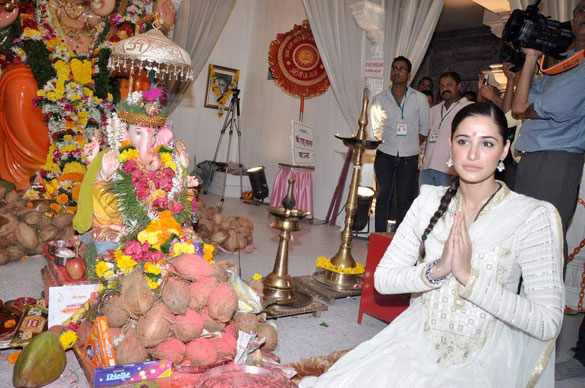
<box><xmin>421</xmin><ymin>72</ymin><xmax>473</xmax><ymax>186</ymax></box>
<box><xmin>370</xmin><ymin>56</ymin><xmax>430</xmax><ymax>232</ymax></box>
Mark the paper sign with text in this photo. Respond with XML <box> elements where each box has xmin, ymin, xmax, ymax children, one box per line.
<box><xmin>48</xmin><ymin>284</ymin><xmax>99</xmax><ymax>327</ymax></box>
<box><xmin>364</xmin><ymin>59</ymin><xmax>384</xmax><ymax>78</ymax></box>
<box><xmin>291</xmin><ymin>121</ymin><xmax>315</xmax><ymax>165</ymax></box>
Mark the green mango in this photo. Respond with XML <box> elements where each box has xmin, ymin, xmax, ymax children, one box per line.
<box><xmin>12</xmin><ymin>332</ymin><xmax>67</xmax><ymax>387</ymax></box>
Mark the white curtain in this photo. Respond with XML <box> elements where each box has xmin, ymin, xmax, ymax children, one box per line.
<box><xmin>382</xmin><ymin>0</ymin><xmax>444</xmax><ymax>88</ymax></box>
<box><xmin>167</xmin><ymin>0</ymin><xmax>237</xmax><ymax>111</ymax></box>
<box><xmin>303</xmin><ymin>0</ymin><xmax>365</xmax><ymax>134</ymax></box>
<box><xmin>509</xmin><ymin>0</ymin><xmax>578</xmax><ymax>22</ymax></box>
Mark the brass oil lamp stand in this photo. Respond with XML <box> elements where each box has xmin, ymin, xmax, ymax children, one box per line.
<box><xmin>263</xmin><ymin>177</ymin><xmax>312</xmax><ymax>308</ymax></box>
<box><xmin>313</xmin><ymin>89</ymin><xmax>381</xmax><ymax>290</ymax></box>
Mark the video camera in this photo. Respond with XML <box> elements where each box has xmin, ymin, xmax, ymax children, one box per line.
<box><xmin>500</xmin><ymin>0</ymin><xmax>574</xmax><ymax>72</ymax></box>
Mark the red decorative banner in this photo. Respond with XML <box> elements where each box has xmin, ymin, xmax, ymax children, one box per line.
<box><xmin>268</xmin><ymin>20</ymin><xmax>329</xmax><ymax>98</ymax></box>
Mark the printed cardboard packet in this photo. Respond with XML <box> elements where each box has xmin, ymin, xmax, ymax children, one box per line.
<box><xmin>94</xmin><ymin>359</ymin><xmax>172</xmax><ymax>387</ymax></box>
<box><xmin>83</xmin><ymin>316</ymin><xmax>116</xmax><ymax>368</ymax></box>
<box><xmin>9</xmin><ymin>305</ymin><xmax>47</xmax><ymax>347</ymax></box>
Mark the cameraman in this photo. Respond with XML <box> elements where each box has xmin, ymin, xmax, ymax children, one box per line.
<box><xmin>512</xmin><ymin>0</ymin><xmax>585</xmax><ymax>380</ymax></box>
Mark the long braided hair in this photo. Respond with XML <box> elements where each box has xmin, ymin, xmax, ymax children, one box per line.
<box><xmin>419</xmin><ymin>102</ymin><xmax>509</xmax><ymax>260</ymax></box>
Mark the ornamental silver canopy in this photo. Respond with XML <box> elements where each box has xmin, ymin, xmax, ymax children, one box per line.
<box><xmin>108</xmin><ymin>29</ymin><xmax>193</xmax><ymax>82</ymax></box>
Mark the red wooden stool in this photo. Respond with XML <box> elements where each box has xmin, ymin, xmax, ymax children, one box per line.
<box><xmin>358</xmin><ymin>232</ymin><xmax>410</xmax><ymax>323</ymax></box>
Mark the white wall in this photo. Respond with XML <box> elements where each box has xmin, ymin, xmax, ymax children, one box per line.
<box><xmin>171</xmin><ymin>0</ymin><xmax>365</xmax><ymax>221</ymax></box>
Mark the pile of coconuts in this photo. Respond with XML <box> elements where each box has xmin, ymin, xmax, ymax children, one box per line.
<box><xmin>85</xmin><ymin>253</ymin><xmax>277</xmax><ymax>367</ymax></box>
<box><xmin>196</xmin><ymin>200</ymin><xmax>254</xmax><ymax>252</ymax></box>
<box><xmin>0</xmin><ymin>188</ymin><xmax>75</xmax><ymax>265</ymax></box>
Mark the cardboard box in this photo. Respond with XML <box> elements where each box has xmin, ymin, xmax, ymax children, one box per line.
<box><xmin>94</xmin><ymin>360</ymin><xmax>173</xmax><ymax>387</ymax></box>
<box><xmin>83</xmin><ymin>316</ymin><xmax>116</xmax><ymax>368</ymax></box>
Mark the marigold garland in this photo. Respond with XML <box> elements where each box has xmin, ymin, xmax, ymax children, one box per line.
<box><xmin>9</xmin><ymin>0</ymin><xmax>152</xmax><ymax>215</ymax></box>
<box><xmin>315</xmin><ymin>256</ymin><xmax>365</xmax><ymax>275</ymax></box>
<box><xmin>209</xmin><ymin>64</ymin><xmax>240</xmax><ymax>118</ymax></box>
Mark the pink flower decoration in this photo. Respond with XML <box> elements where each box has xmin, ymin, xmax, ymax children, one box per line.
<box><xmin>142</xmin><ymin>86</ymin><xmax>163</xmax><ymax>102</ymax></box>
<box><xmin>169</xmin><ymin>201</ymin><xmax>184</xmax><ymax>215</ymax></box>
<box><xmin>122</xmin><ymin>160</ymin><xmax>139</xmax><ymax>173</ymax></box>
<box><xmin>153</xmin><ymin>197</ymin><xmax>168</xmax><ymax>209</ymax></box>
<box><xmin>191</xmin><ymin>196</ymin><xmax>197</xmax><ymax>212</ymax></box>
<box><xmin>143</xmin><ymin>250</ymin><xmax>163</xmax><ymax>263</ymax></box>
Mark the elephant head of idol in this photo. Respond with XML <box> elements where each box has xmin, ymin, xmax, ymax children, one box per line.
<box><xmin>115</xmin><ymin>85</ymin><xmax>170</xmax><ymax>172</ymax></box>
<box><xmin>0</xmin><ymin>0</ymin><xmax>20</xmax><ymax>29</ymax></box>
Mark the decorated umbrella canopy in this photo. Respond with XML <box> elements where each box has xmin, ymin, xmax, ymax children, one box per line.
<box><xmin>268</xmin><ymin>20</ymin><xmax>329</xmax><ymax>121</ymax></box>
<box><xmin>108</xmin><ymin>29</ymin><xmax>193</xmax><ymax>95</ymax></box>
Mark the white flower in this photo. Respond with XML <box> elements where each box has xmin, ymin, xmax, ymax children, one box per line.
<box><xmin>127</xmin><ymin>91</ymin><xmax>143</xmax><ymax>105</ymax></box>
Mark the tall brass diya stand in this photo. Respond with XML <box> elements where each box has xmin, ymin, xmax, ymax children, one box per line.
<box><xmin>313</xmin><ymin>89</ymin><xmax>382</xmax><ymax>290</ymax></box>
<box><xmin>263</xmin><ymin>177</ymin><xmax>313</xmax><ymax>309</ymax></box>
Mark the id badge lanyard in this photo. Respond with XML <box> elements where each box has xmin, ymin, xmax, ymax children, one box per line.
<box><xmin>430</xmin><ymin>101</ymin><xmax>460</xmax><ymax>143</ymax></box>
<box><xmin>392</xmin><ymin>90</ymin><xmax>408</xmax><ymax>136</ymax></box>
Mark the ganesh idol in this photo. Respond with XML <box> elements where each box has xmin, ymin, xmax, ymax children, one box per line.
<box><xmin>0</xmin><ymin>0</ymin><xmax>176</xmax><ymax>190</ymax></box>
<box><xmin>73</xmin><ymin>85</ymin><xmax>196</xmax><ymax>253</ymax></box>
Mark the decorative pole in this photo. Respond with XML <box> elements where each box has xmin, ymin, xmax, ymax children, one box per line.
<box><xmin>314</xmin><ymin>89</ymin><xmax>381</xmax><ymax>290</ymax></box>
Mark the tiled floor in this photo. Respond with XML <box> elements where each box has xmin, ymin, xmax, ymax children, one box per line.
<box><xmin>0</xmin><ymin>192</ymin><xmax>584</xmax><ymax>387</ymax></box>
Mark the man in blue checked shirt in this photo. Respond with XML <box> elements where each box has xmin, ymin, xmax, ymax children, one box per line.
<box><xmin>512</xmin><ymin>0</ymin><xmax>585</xmax><ymax>380</ymax></box>
<box><xmin>370</xmin><ymin>56</ymin><xmax>430</xmax><ymax>232</ymax></box>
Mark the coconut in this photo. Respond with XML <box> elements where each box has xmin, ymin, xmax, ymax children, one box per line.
<box><xmin>6</xmin><ymin>245</ymin><xmax>23</xmax><ymax>262</ymax></box>
<box><xmin>236</xmin><ymin>233</ymin><xmax>248</xmax><ymax>250</ymax></box>
<box><xmin>211</xmin><ymin>331</ymin><xmax>237</xmax><ymax>359</ymax></box>
<box><xmin>237</xmin><ymin>217</ymin><xmax>254</xmax><ymax>230</ymax></box>
<box><xmin>115</xmin><ymin>334</ymin><xmax>148</xmax><ymax>365</ymax></box>
<box><xmin>171</xmin><ymin>309</ymin><xmax>205</xmax><ymax>343</ymax></box>
<box><xmin>102</xmin><ymin>295</ymin><xmax>130</xmax><ymax>328</ymax></box>
<box><xmin>52</xmin><ymin>213</ymin><xmax>74</xmax><ymax>229</ymax></box>
<box><xmin>233</xmin><ymin>313</ymin><xmax>258</xmax><ymax>334</ymax></box>
<box><xmin>0</xmin><ymin>235</ymin><xmax>13</xmax><ymax>248</ymax></box>
<box><xmin>212</xmin><ymin>214</ymin><xmax>223</xmax><ymax>226</ymax></box>
<box><xmin>170</xmin><ymin>254</ymin><xmax>215</xmax><ymax>282</ymax></box>
<box><xmin>153</xmin><ymin>338</ymin><xmax>186</xmax><ymax>364</ymax></box>
<box><xmin>0</xmin><ymin>214</ymin><xmax>17</xmax><ymax>238</ymax></box>
<box><xmin>136</xmin><ymin>302</ymin><xmax>172</xmax><ymax>348</ymax></box>
<box><xmin>38</xmin><ymin>226</ymin><xmax>58</xmax><ymax>242</ymax></box>
<box><xmin>207</xmin><ymin>284</ymin><xmax>237</xmax><ymax>323</ymax></box>
<box><xmin>223</xmin><ymin>230</ymin><xmax>237</xmax><ymax>252</ymax></box>
<box><xmin>0</xmin><ymin>249</ymin><xmax>10</xmax><ymax>265</ymax></box>
<box><xmin>256</xmin><ymin>323</ymin><xmax>278</xmax><ymax>351</ymax></box>
<box><xmin>76</xmin><ymin>321</ymin><xmax>93</xmax><ymax>347</ymax></box>
<box><xmin>200</xmin><ymin>308</ymin><xmax>225</xmax><ymax>333</ymax></box>
<box><xmin>15</xmin><ymin>222</ymin><xmax>38</xmax><ymax>251</ymax></box>
<box><xmin>188</xmin><ymin>278</ymin><xmax>217</xmax><ymax>310</ymax></box>
<box><xmin>185</xmin><ymin>338</ymin><xmax>217</xmax><ymax>366</ymax></box>
<box><xmin>120</xmin><ymin>270</ymin><xmax>154</xmax><ymax>318</ymax></box>
<box><xmin>211</xmin><ymin>231</ymin><xmax>228</xmax><ymax>245</ymax></box>
<box><xmin>161</xmin><ymin>277</ymin><xmax>191</xmax><ymax>315</ymax></box>
<box><xmin>23</xmin><ymin>211</ymin><xmax>41</xmax><ymax>226</ymax></box>
<box><xmin>4</xmin><ymin>190</ymin><xmax>18</xmax><ymax>204</ymax></box>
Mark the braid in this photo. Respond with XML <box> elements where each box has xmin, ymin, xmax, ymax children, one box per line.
<box><xmin>419</xmin><ymin>179</ymin><xmax>459</xmax><ymax>260</ymax></box>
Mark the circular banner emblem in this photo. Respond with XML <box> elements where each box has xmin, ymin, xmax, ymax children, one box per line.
<box><xmin>269</xmin><ymin>20</ymin><xmax>329</xmax><ymax>98</ymax></box>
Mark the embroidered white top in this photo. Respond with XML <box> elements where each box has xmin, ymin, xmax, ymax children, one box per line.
<box><xmin>307</xmin><ymin>183</ymin><xmax>564</xmax><ymax>388</ymax></box>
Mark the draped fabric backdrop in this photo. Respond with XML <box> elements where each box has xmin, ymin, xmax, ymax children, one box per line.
<box><xmin>303</xmin><ymin>0</ymin><xmax>366</xmax><ymax>134</ymax></box>
<box><xmin>510</xmin><ymin>0</ymin><xmax>578</xmax><ymax>22</ymax></box>
<box><xmin>167</xmin><ymin>0</ymin><xmax>237</xmax><ymax>111</ymax></box>
<box><xmin>382</xmin><ymin>0</ymin><xmax>445</xmax><ymax>89</ymax></box>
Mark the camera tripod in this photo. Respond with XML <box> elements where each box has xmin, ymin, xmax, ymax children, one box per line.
<box><xmin>204</xmin><ymin>88</ymin><xmax>244</xmax><ymax>212</ymax></box>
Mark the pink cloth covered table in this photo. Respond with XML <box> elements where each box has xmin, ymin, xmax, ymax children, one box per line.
<box><xmin>270</xmin><ymin>164</ymin><xmax>314</xmax><ymax>218</ymax></box>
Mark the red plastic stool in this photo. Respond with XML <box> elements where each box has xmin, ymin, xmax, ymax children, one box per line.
<box><xmin>358</xmin><ymin>232</ymin><xmax>410</xmax><ymax>323</ymax></box>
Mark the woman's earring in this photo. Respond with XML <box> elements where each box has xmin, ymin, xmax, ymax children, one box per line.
<box><xmin>497</xmin><ymin>158</ymin><xmax>505</xmax><ymax>172</ymax></box>
<box><xmin>446</xmin><ymin>152</ymin><xmax>454</xmax><ymax>167</ymax></box>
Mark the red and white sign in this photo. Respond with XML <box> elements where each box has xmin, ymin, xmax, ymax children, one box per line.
<box><xmin>364</xmin><ymin>59</ymin><xmax>384</xmax><ymax>78</ymax></box>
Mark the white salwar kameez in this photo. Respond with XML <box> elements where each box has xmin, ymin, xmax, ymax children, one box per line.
<box><xmin>301</xmin><ymin>183</ymin><xmax>564</xmax><ymax>388</ymax></box>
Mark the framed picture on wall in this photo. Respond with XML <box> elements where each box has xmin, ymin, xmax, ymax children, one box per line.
<box><xmin>204</xmin><ymin>65</ymin><xmax>239</xmax><ymax>109</ymax></box>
